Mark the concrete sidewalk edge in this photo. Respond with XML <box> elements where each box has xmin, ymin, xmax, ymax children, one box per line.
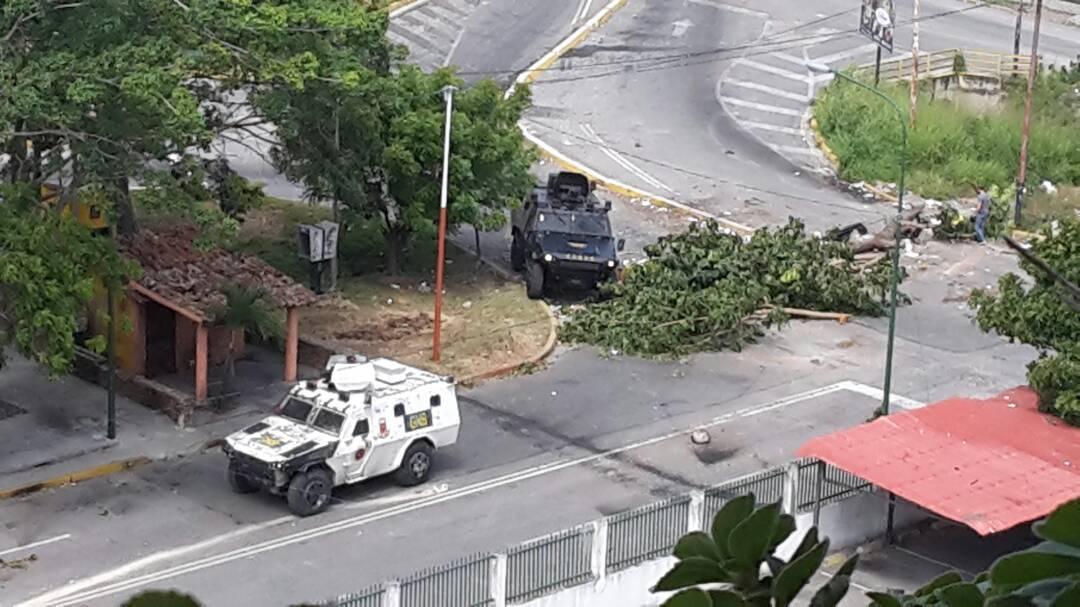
<box><xmin>0</xmin><ymin>456</ymin><xmax>153</xmax><ymax>500</ymax></box>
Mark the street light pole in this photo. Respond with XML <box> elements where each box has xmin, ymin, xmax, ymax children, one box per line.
<box><xmin>1015</xmin><ymin>0</ymin><xmax>1043</xmax><ymax>226</ymax></box>
<box><xmin>806</xmin><ymin>62</ymin><xmax>907</xmax><ymax>417</ymax></box>
<box><xmin>432</xmin><ymin>85</ymin><xmax>457</xmax><ymax>363</ymax></box>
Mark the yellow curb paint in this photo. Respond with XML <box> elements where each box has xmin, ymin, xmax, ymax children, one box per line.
<box><xmin>505</xmin><ymin>0</ymin><xmax>754</xmax><ymax>237</ymax></box>
<box><xmin>0</xmin><ymin>456</ymin><xmax>152</xmax><ymax>500</ymax></box>
<box><xmin>809</xmin><ymin>118</ymin><xmax>841</xmax><ymax>170</ymax></box>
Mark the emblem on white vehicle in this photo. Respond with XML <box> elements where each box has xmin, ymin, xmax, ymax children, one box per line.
<box><xmin>259</xmin><ymin>433</ymin><xmax>283</xmax><ymax>447</ymax></box>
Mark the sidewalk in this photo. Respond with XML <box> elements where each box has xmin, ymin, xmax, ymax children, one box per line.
<box><xmin>0</xmin><ymin>354</ymin><xmax>277</xmax><ymax>499</ymax></box>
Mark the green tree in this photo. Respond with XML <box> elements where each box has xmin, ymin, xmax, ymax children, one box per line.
<box><xmin>208</xmin><ymin>285</ymin><xmax>282</xmax><ymax>394</ymax></box>
<box><xmin>653</xmin><ymin>493</ymin><xmax>858</xmax><ymax>607</ymax></box>
<box><xmin>969</xmin><ymin>218</ymin><xmax>1080</xmax><ymax>425</ymax></box>
<box><xmin>0</xmin><ymin>186</ymin><xmax>133</xmax><ymax>375</ymax></box>
<box><xmin>261</xmin><ymin>65</ymin><xmax>537</xmax><ymax>274</ymax></box>
<box><xmin>867</xmin><ymin>499</ymin><xmax>1080</xmax><ymax>606</ymax></box>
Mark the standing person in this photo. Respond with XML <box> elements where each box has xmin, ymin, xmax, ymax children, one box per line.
<box><xmin>974</xmin><ymin>187</ymin><xmax>992</xmax><ymax>243</ymax></box>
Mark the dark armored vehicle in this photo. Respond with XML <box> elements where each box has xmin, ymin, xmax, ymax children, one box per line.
<box><xmin>511</xmin><ymin>171</ymin><xmax>624</xmax><ymax>299</ymax></box>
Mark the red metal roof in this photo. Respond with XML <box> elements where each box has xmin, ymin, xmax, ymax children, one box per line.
<box><xmin>797</xmin><ymin>387</ymin><xmax>1080</xmax><ymax>535</ymax></box>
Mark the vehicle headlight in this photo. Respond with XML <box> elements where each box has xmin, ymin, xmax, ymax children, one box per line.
<box><xmin>269</xmin><ymin>460</ymin><xmax>286</xmax><ymax>470</ymax></box>
<box><xmin>543</xmin><ymin>254</ymin><xmax>553</xmax><ymax>262</ymax></box>
<box><xmin>607</xmin><ymin>260</ymin><xmax>616</xmax><ymax>268</ymax></box>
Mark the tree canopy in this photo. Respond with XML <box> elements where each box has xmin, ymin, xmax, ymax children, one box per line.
<box><xmin>260</xmin><ymin>63</ymin><xmax>537</xmax><ymax>274</ymax></box>
<box><xmin>969</xmin><ymin>218</ymin><xmax>1080</xmax><ymax>425</ymax></box>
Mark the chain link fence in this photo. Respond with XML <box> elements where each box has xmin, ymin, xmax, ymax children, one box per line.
<box><xmin>507</xmin><ymin>525</ymin><xmax>594</xmax><ymax>603</ymax></box>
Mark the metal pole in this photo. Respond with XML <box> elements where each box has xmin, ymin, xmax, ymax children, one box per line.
<box><xmin>874</xmin><ymin>46</ymin><xmax>883</xmax><ymax>86</ymax></box>
<box><xmin>330</xmin><ymin>104</ymin><xmax>340</xmax><ymax>293</ymax></box>
<box><xmin>1014</xmin><ymin>0</ymin><xmax>1025</xmax><ymax>57</ymax></box>
<box><xmin>886</xmin><ymin>492</ymin><xmax>897</xmax><ymax>544</ymax></box>
<box><xmin>910</xmin><ymin>0</ymin><xmax>920</xmax><ymax>127</ymax></box>
<box><xmin>433</xmin><ymin>86</ymin><xmax>456</xmax><ymax>363</ymax></box>
<box><xmin>812</xmin><ymin>460</ymin><xmax>825</xmax><ymax>528</ymax></box>
<box><xmin>106</xmin><ymin>279</ymin><xmax>117</xmax><ymax>440</ymax></box>
<box><xmin>474</xmin><ymin>225</ymin><xmax>482</xmax><ymax>259</ymax></box>
<box><xmin>831</xmin><ymin>71</ymin><xmax>907</xmax><ymax>417</ymax></box>
<box><xmin>1015</xmin><ymin>0</ymin><xmax>1043</xmax><ymax>227</ymax></box>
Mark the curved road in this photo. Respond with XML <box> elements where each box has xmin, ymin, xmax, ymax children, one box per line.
<box><xmin>526</xmin><ymin>0</ymin><xmax>1079</xmax><ymax>232</ymax></box>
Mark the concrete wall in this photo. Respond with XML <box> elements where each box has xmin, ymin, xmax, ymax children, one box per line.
<box><xmin>521</xmin><ymin>559</ymin><xmax>676</xmax><ymax>607</ymax></box>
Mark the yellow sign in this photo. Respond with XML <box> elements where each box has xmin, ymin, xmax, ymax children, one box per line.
<box><xmin>259</xmin><ymin>433</ymin><xmax>283</xmax><ymax>448</ymax></box>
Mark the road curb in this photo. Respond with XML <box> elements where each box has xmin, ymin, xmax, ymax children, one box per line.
<box><xmin>0</xmin><ymin>456</ymin><xmax>153</xmax><ymax>500</ymax></box>
<box><xmin>504</xmin><ymin>0</ymin><xmax>755</xmax><ymax>238</ymax></box>
<box><xmin>807</xmin><ymin>117</ymin><xmax>841</xmax><ymax>171</ymax></box>
<box><xmin>386</xmin><ymin>0</ymin><xmax>429</xmax><ymax>17</ymax></box>
<box><xmin>458</xmin><ymin>299</ymin><xmax>558</xmax><ymax>387</ymax></box>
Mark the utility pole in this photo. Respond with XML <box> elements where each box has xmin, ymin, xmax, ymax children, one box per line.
<box><xmin>330</xmin><ymin>103</ymin><xmax>341</xmax><ymax>293</ymax></box>
<box><xmin>1014</xmin><ymin>0</ymin><xmax>1025</xmax><ymax>56</ymax></box>
<box><xmin>432</xmin><ymin>85</ymin><xmax>456</xmax><ymax>363</ymax></box>
<box><xmin>1015</xmin><ymin>0</ymin><xmax>1043</xmax><ymax>226</ymax></box>
<box><xmin>910</xmin><ymin>0</ymin><xmax>920</xmax><ymax>127</ymax></box>
<box><xmin>106</xmin><ymin>226</ymin><xmax>118</xmax><ymax>440</ymax></box>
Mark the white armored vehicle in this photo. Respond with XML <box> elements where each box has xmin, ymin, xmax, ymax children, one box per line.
<box><xmin>223</xmin><ymin>355</ymin><xmax>460</xmax><ymax>516</ymax></box>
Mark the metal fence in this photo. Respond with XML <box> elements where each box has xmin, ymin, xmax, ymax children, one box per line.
<box><xmin>606</xmin><ymin>494</ymin><xmax>691</xmax><ymax>573</ymax></box>
<box><xmin>400</xmin><ymin>552</ymin><xmax>493</xmax><ymax>607</ymax></box>
<box><xmin>852</xmin><ymin>48</ymin><xmax>1034</xmax><ymax>84</ymax></box>
<box><xmin>325</xmin><ymin>585</ymin><xmax>384</xmax><ymax>607</ymax></box>
<box><xmin>703</xmin><ymin>467</ymin><xmax>787</xmax><ymax>527</ymax></box>
<box><xmin>321</xmin><ymin>457</ymin><xmax>879</xmax><ymax>607</ymax></box>
<box><xmin>795</xmin><ymin>457</ymin><xmax>874</xmax><ymax>513</ymax></box>
<box><xmin>507</xmin><ymin>525</ymin><xmax>594</xmax><ymax>603</ymax></box>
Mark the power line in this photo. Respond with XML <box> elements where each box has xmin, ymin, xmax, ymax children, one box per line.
<box><xmin>450</xmin><ymin>2</ymin><xmax>990</xmax><ymax>83</ymax></box>
<box><xmin>525</xmin><ymin>118</ymin><xmax>889</xmax><ymax>221</ymax></box>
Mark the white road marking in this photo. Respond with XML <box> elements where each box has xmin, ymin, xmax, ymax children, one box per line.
<box><xmin>19</xmin><ymin>517</ymin><xmax>294</xmax><ymax>607</ymax></box>
<box><xmin>841</xmin><ymin>382</ymin><xmax>926</xmax><ymax>410</ymax></box>
<box><xmin>579</xmin><ymin>123</ymin><xmax>675</xmax><ymax>194</ymax></box>
<box><xmin>774</xmin><ymin>145</ymin><xmax>819</xmax><ymax>156</ymax></box>
<box><xmin>442</xmin><ymin>24</ymin><xmax>467</xmax><ymax>67</ymax></box>
<box><xmin>574</xmin><ymin>0</ymin><xmax>594</xmax><ymax>25</ymax></box>
<box><xmin>734</xmin><ymin>58</ymin><xmax>808</xmax><ymax>82</ymax></box>
<box><xmin>773</xmin><ymin>52</ymin><xmax>807</xmax><ymax>67</ymax></box>
<box><xmin>719</xmin><ymin>97</ymin><xmax>803</xmax><ymax>117</ymax></box>
<box><xmin>742</xmin><ymin>121</ymin><xmax>803</xmax><ymax>136</ymax></box>
<box><xmin>687</xmin><ymin>0</ymin><xmax>769</xmax><ymax>18</ymax></box>
<box><xmin>811</xmin><ymin>43</ymin><xmax>879</xmax><ymax>68</ymax></box>
<box><xmin>724</xmin><ymin>80</ymin><xmax>810</xmax><ymax>103</ymax></box>
<box><xmin>26</xmin><ymin>380</ymin><xmax>910</xmax><ymax>607</ymax></box>
<box><xmin>0</xmin><ymin>534</ymin><xmax>72</xmax><ymax>558</ymax></box>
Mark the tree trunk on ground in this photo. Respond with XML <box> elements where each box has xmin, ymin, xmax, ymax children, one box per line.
<box><xmin>113</xmin><ymin>177</ymin><xmax>138</xmax><ymax>236</ymax></box>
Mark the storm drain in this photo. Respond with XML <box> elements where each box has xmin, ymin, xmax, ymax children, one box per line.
<box><xmin>0</xmin><ymin>399</ymin><xmax>27</xmax><ymax>421</ymax></box>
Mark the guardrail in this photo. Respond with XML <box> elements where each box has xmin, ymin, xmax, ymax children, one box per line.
<box><xmin>851</xmin><ymin>48</ymin><xmax>1035</xmax><ymax>84</ymax></box>
<box><xmin>319</xmin><ymin>458</ymin><xmax>875</xmax><ymax>607</ymax></box>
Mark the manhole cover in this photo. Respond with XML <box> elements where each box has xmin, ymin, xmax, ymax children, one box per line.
<box><xmin>0</xmin><ymin>399</ymin><xmax>27</xmax><ymax>421</ymax></box>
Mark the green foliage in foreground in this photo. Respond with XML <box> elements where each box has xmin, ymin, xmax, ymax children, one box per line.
<box><xmin>654</xmin><ymin>493</ymin><xmax>857</xmax><ymax>607</ymax></box>
<box><xmin>969</xmin><ymin>218</ymin><xmax>1080</xmax><ymax>425</ymax></box>
<box><xmin>867</xmin><ymin>499</ymin><xmax>1080</xmax><ymax>606</ymax></box>
<box><xmin>561</xmin><ymin>219</ymin><xmax>901</xmax><ymax>357</ymax></box>
<box><xmin>814</xmin><ymin>70</ymin><xmax>1080</xmax><ymax>202</ymax></box>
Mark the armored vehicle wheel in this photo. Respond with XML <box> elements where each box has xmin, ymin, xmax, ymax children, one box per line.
<box><xmin>525</xmin><ymin>260</ymin><xmax>545</xmax><ymax>299</ymax></box>
<box><xmin>286</xmin><ymin>468</ymin><xmax>333</xmax><ymax>516</ymax></box>
<box><xmin>395</xmin><ymin>441</ymin><xmax>435</xmax><ymax>487</ymax></box>
<box><xmin>227</xmin><ymin>461</ymin><xmax>260</xmax><ymax>494</ymax></box>
<box><xmin>511</xmin><ymin>233</ymin><xmax>525</xmax><ymax>271</ymax></box>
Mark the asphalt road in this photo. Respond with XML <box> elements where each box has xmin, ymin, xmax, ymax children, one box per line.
<box><xmin>525</xmin><ymin>0</ymin><xmax>1080</xmax><ymax>230</ymax></box>
<box><xmin>3</xmin><ymin>238</ymin><xmax>1036</xmax><ymax>606</ymax></box>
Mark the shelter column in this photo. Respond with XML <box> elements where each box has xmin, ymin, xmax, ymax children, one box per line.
<box><xmin>284</xmin><ymin>307</ymin><xmax>299</xmax><ymax>382</ymax></box>
<box><xmin>195</xmin><ymin>322</ymin><xmax>209</xmax><ymax>402</ymax></box>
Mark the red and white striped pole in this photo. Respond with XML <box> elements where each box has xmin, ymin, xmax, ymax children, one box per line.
<box><xmin>433</xmin><ymin>85</ymin><xmax>456</xmax><ymax>363</ymax></box>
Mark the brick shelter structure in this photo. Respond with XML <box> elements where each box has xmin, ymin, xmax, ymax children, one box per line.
<box><xmin>88</xmin><ymin>224</ymin><xmax>316</xmax><ymax>402</ymax></box>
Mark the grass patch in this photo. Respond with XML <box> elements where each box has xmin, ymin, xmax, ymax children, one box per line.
<box><xmin>236</xmin><ymin>197</ymin><xmax>551</xmax><ymax>378</ymax></box>
<box><xmin>814</xmin><ymin>67</ymin><xmax>1080</xmax><ymax>221</ymax></box>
